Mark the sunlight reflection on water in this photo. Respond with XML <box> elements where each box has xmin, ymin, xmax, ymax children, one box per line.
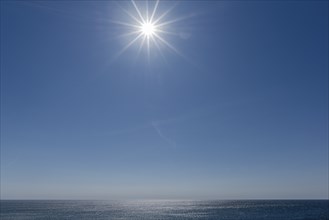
<box><xmin>1</xmin><ymin>200</ymin><xmax>328</xmax><ymax>220</ymax></box>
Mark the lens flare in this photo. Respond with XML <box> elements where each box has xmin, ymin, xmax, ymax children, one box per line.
<box><xmin>111</xmin><ymin>0</ymin><xmax>192</xmax><ymax>61</ymax></box>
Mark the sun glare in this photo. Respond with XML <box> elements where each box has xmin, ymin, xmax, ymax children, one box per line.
<box><xmin>112</xmin><ymin>0</ymin><xmax>190</xmax><ymax>60</ymax></box>
<box><xmin>141</xmin><ymin>22</ymin><xmax>156</xmax><ymax>37</ymax></box>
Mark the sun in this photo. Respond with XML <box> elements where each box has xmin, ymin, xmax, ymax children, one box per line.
<box><xmin>111</xmin><ymin>0</ymin><xmax>191</xmax><ymax>60</ymax></box>
<box><xmin>141</xmin><ymin>22</ymin><xmax>156</xmax><ymax>37</ymax></box>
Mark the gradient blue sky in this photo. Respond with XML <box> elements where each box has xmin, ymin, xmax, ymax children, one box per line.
<box><xmin>1</xmin><ymin>1</ymin><xmax>328</xmax><ymax>200</ymax></box>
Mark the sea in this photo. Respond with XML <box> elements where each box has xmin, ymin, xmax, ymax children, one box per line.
<box><xmin>1</xmin><ymin>200</ymin><xmax>328</xmax><ymax>220</ymax></box>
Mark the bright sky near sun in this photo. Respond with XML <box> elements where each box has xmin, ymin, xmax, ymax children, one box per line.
<box><xmin>111</xmin><ymin>0</ymin><xmax>186</xmax><ymax>62</ymax></box>
<box><xmin>0</xmin><ymin>1</ymin><xmax>328</xmax><ymax>200</ymax></box>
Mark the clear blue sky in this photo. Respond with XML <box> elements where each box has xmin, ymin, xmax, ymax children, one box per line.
<box><xmin>1</xmin><ymin>1</ymin><xmax>328</xmax><ymax>200</ymax></box>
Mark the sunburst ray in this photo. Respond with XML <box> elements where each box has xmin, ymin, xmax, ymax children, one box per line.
<box><xmin>112</xmin><ymin>0</ymin><xmax>188</xmax><ymax>62</ymax></box>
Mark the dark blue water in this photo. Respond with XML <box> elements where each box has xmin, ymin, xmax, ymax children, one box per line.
<box><xmin>1</xmin><ymin>200</ymin><xmax>328</xmax><ymax>219</ymax></box>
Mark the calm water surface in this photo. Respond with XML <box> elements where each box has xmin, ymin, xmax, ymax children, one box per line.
<box><xmin>1</xmin><ymin>200</ymin><xmax>328</xmax><ymax>220</ymax></box>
